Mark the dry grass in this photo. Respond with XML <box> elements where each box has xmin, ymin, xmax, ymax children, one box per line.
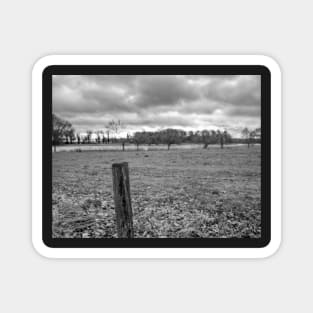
<box><xmin>52</xmin><ymin>145</ymin><xmax>261</xmax><ymax>238</ymax></box>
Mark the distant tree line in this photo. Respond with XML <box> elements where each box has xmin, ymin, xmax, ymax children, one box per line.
<box><xmin>240</xmin><ymin>127</ymin><xmax>261</xmax><ymax>148</ymax></box>
<box><xmin>131</xmin><ymin>129</ymin><xmax>233</xmax><ymax>150</ymax></box>
<box><xmin>52</xmin><ymin>114</ymin><xmax>261</xmax><ymax>151</ymax></box>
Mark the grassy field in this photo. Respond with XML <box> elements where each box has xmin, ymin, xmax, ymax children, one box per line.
<box><xmin>52</xmin><ymin>145</ymin><xmax>261</xmax><ymax>238</ymax></box>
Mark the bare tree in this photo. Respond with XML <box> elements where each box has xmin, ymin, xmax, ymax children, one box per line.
<box><xmin>220</xmin><ymin>131</ymin><xmax>224</xmax><ymax>149</ymax></box>
<box><xmin>86</xmin><ymin>130</ymin><xmax>93</xmax><ymax>144</ymax></box>
<box><xmin>241</xmin><ymin>127</ymin><xmax>251</xmax><ymax>148</ymax></box>
<box><xmin>96</xmin><ymin>130</ymin><xmax>103</xmax><ymax>144</ymax></box>
<box><xmin>76</xmin><ymin>133</ymin><xmax>81</xmax><ymax>144</ymax></box>
<box><xmin>223</xmin><ymin>130</ymin><xmax>232</xmax><ymax>144</ymax></box>
<box><xmin>201</xmin><ymin>129</ymin><xmax>210</xmax><ymax>149</ymax></box>
<box><xmin>52</xmin><ymin>114</ymin><xmax>74</xmax><ymax>152</ymax></box>
<box><xmin>111</xmin><ymin>120</ymin><xmax>123</xmax><ymax>142</ymax></box>
<box><xmin>105</xmin><ymin>129</ymin><xmax>110</xmax><ymax>143</ymax></box>
<box><xmin>106</xmin><ymin>120</ymin><xmax>125</xmax><ymax>148</ymax></box>
<box><xmin>216</xmin><ymin>130</ymin><xmax>223</xmax><ymax>149</ymax></box>
<box><xmin>105</xmin><ymin>122</ymin><xmax>112</xmax><ymax>143</ymax></box>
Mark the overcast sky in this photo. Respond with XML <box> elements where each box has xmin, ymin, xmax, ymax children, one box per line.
<box><xmin>53</xmin><ymin>75</ymin><xmax>260</xmax><ymax>137</ymax></box>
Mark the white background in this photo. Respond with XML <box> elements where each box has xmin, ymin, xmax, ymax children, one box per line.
<box><xmin>0</xmin><ymin>0</ymin><xmax>310</xmax><ymax>312</ymax></box>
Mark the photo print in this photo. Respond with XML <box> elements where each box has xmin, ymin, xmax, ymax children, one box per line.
<box><xmin>51</xmin><ymin>73</ymin><xmax>264</xmax><ymax>241</ymax></box>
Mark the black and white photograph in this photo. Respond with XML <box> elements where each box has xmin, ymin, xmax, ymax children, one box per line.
<box><xmin>52</xmin><ymin>74</ymin><xmax>261</xmax><ymax>239</ymax></box>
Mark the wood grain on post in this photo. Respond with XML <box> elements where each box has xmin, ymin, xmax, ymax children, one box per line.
<box><xmin>112</xmin><ymin>162</ymin><xmax>134</xmax><ymax>238</ymax></box>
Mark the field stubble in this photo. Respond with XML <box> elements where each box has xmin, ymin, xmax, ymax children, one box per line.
<box><xmin>52</xmin><ymin>145</ymin><xmax>261</xmax><ymax>238</ymax></box>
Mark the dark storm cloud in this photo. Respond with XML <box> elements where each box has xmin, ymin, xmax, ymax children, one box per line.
<box><xmin>53</xmin><ymin>74</ymin><xmax>260</xmax><ymax>135</ymax></box>
<box><xmin>133</xmin><ymin>75</ymin><xmax>199</xmax><ymax>107</ymax></box>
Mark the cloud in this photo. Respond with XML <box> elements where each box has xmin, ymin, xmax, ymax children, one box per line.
<box><xmin>205</xmin><ymin>75</ymin><xmax>260</xmax><ymax>107</ymax></box>
<box><xmin>53</xmin><ymin>74</ymin><xmax>260</xmax><ymax>136</ymax></box>
<box><xmin>133</xmin><ymin>75</ymin><xmax>200</xmax><ymax>107</ymax></box>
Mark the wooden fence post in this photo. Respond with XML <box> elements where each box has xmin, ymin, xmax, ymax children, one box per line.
<box><xmin>112</xmin><ymin>162</ymin><xmax>134</xmax><ymax>238</ymax></box>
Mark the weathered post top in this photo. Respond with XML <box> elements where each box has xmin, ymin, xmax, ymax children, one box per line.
<box><xmin>112</xmin><ymin>162</ymin><xmax>128</xmax><ymax>168</ymax></box>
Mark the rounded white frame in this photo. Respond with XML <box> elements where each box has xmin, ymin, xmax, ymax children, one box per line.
<box><xmin>32</xmin><ymin>55</ymin><xmax>281</xmax><ymax>258</ymax></box>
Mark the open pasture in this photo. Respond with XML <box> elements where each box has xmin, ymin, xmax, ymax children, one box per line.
<box><xmin>52</xmin><ymin>145</ymin><xmax>261</xmax><ymax>238</ymax></box>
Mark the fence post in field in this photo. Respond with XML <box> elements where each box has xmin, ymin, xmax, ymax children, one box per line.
<box><xmin>112</xmin><ymin>162</ymin><xmax>134</xmax><ymax>238</ymax></box>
